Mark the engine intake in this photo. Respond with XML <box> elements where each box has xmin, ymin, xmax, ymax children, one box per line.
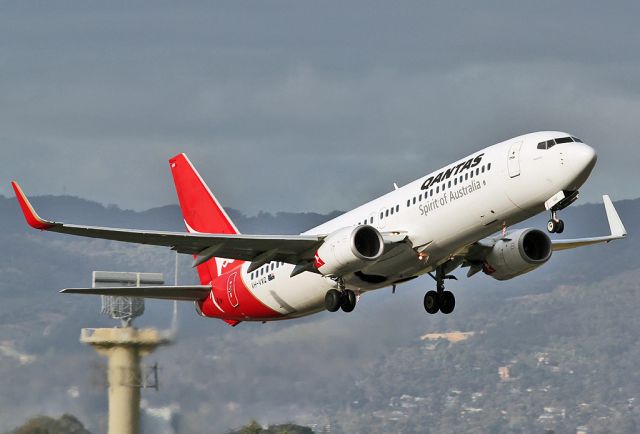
<box><xmin>315</xmin><ymin>225</ymin><xmax>384</xmax><ymax>276</ymax></box>
<box><xmin>483</xmin><ymin>228</ymin><xmax>552</xmax><ymax>281</ymax></box>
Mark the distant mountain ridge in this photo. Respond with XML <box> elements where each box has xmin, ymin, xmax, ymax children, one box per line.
<box><xmin>0</xmin><ymin>193</ymin><xmax>343</xmax><ymax>234</ymax></box>
<box><xmin>0</xmin><ymin>192</ymin><xmax>638</xmax><ymax>433</ymax></box>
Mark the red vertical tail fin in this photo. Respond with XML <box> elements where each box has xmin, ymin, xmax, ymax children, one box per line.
<box><xmin>169</xmin><ymin>153</ymin><xmax>239</xmax><ymax>284</ymax></box>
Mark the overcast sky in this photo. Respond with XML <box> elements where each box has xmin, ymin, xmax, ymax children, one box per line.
<box><xmin>1</xmin><ymin>2</ymin><xmax>639</xmax><ymax>215</ymax></box>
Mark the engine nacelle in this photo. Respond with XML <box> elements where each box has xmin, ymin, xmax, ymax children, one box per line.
<box><xmin>483</xmin><ymin>228</ymin><xmax>552</xmax><ymax>281</ymax></box>
<box><xmin>315</xmin><ymin>225</ymin><xmax>384</xmax><ymax>276</ymax></box>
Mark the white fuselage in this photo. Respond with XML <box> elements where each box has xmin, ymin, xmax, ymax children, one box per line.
<box><xmin>240</xmin><ymin>131</ymin><xmax>597</xmax><ymax>319</ymax></box>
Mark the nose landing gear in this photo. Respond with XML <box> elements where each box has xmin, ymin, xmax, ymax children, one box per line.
<box><xmin>547</xmin><ymin>210</ymin><xmax>565</xmax><ymax>234</ymax></box>
<box><xmin>545</xmin><ymin>190</ymin><xmax>579</xmax><ymax>234</ymax></box>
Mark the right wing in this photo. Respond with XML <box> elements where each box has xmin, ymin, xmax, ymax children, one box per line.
<box><xmin>12</xmin><ymin>181</ymin><xmax>323</xmax><ymax>268</ymax></box>
<box><xmin>551</xmin><ymin>195</ymin><xmax>627</xmax><ymax>251</ymax></box>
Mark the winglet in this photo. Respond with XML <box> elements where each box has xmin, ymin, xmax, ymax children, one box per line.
<box><xmin>11</xmin><ymin>181</ymin><xmax>56</xmax><ymax>230</ymax></box>
<box><xmin>603</xmin><ymin>195</ymin><xmax>627</xmax><ymax>238</ymax></box>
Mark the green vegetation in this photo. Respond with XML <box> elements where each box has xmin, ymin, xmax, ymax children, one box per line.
<box><xmin>228</xmin><ymin>421</ymin><xmax>313</xmax><ymax>434</ymax></box>
<box><xmin>5</xmin><ymin>415</ymin><xmax>90</xmax><ymax>434</ymax></box>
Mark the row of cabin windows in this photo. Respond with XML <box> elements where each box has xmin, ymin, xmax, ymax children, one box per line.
<box><xmin>380</xmin><ymin>204</ymin><xmax>400</xmax><ymax>220</ymax></box>
<box><xmin>250</xmin><ymin>261</ymin><xmax>285</xmax><ymax>280</ymax></box>
<box><xmin>407</xmin><ymin>163</ymin><xmax>492</xmax><ymax>207</ymax></box>
<box><xmin>355</xmin><ymin>203</ymin><xmax>401</xmax><ymax>226</ymax></box>
<box><xmin>353</xmin><ymin>161</ymin><xmax>493</xmax><ymax>226</ymax></box>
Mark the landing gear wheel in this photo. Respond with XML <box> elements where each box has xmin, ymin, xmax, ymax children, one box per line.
<box><xmin>547</xmin><ymin>218</ymin><xmax>565</xmax><ymax>233</ymax></box>
<box><xmin>341</xmin><ymin>290</ymin><xmax>357</xmax><ymax>312</ymax></box>
<box><xmin>424</xmin><ymin>290</ymin><xmax>440</xmax><ymax>314</ymax></box>
<box><xmin>439</xmin><ymin>291</ymin><xmax>456</xmax><ymax>314</ymax></box>
<box><xmin>325</xmin><ymin>289</ymin><xmax>342</xmax><ymax>312</ymax></box>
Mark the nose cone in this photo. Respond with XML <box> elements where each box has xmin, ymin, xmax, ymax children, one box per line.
<box><xmin>569</xmin><ymin>143</ymin><xmax>597</xmax><ymax>189</ymax></box>
<box><xmin>575</xmin><ymin>143</ymin><xmax>597</xmax><ymax>171</ymax></box>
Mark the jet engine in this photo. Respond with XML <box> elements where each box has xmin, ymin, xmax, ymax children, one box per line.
<box><xmin>315</xmin><ymin>225</ymin><xmax>384</xmax><ymax>276</ymax></box>
<box><xmin>483</xmin><ymin>228</ymin><xmax>552</xmax><ymax>281</ymax></box>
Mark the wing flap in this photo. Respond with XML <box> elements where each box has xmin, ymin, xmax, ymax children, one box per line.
<box><xmin>61</xmin><ymin>285</ymin><xmax>213</xmax><ymax>301</ymax></box>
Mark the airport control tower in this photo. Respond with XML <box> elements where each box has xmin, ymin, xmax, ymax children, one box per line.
<box><xmin>80</xmin><ymin>271</ymin><xmax>173</xmax><ymax>434</ymax></box>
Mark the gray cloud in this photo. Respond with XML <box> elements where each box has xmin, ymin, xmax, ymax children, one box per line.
<box><xmin>1</xmin><ymin>1</ymin><xmax>639</xmax><ymax>214</ymax></box>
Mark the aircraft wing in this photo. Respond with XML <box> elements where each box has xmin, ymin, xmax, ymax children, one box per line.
<box><xmin>12</xmin><ymin>182</ymin><xmax>323</xmax><ymax>266</ymax></box>
<box><xmin>61</xmin><ymin>285</ymin><xmax>212</xmax><ymax>301</ymax></box>
<box><xmin>551</xmin><ymin>195</ymin><xmax>627</xmax><ymax>251</ymax></box>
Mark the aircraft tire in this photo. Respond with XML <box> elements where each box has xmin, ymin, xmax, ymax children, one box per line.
<box><xmin>439</xmin><ymin>291</ymin><xmax>455</xmax><ymax>314</ymax></box>
<box><xmin>325</xmin><ymin>289</ymin><xmax>342</xmax><ymax>312</ymax></box>
<box><xmin>341</xmin><ymin>290</ymin><xmax>357</xmax><ymax>312</ymax></box>
<box><xmin>556</xmin><ymin>219</ymin><xmax>565</xmax><ymax>234</ymax></box>
<box><xmin>424</xmin><ymin>290</ymin><xmax>439</xmax><ymax>314</ymax></box>
<box><xmin>547</xmin><ymin>219</ymin><xmax>557</xmax><ymax>233</ymax></box>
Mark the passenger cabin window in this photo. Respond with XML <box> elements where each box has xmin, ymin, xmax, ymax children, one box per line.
<box><xmin>487</xmin><ymin>163</ymin><xmax>492</xmax><ymax>170</ymax></box>
<box><xmin>395</xmin><ymin>205</ymin><xmax>399</xmax><ymax>212</ymax></box>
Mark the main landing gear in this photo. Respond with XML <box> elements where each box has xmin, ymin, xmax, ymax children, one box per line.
<box><xmin>325</xmin><ymin>280</ymin><xmax>357</xmax><ymax>313</ymax></box>
<box><xmin>424</xmin><ymin>266</ymin><xmax>456</xmax><ymax>315</ymax></box>
<box><xmin>547</xmin><ymin>209</ymin><xmax>565</xmax><ymax>234</ymax></box>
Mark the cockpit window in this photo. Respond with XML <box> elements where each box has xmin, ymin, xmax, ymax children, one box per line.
<box><xmin>537</xmin><ymin>136</ymin><xmax>579</xmax><ymax>150</ymax></box>
<box><xmin>555</xmin><ymin>136</ymin><xmax>573</xmax><ymax>144</ymax></box>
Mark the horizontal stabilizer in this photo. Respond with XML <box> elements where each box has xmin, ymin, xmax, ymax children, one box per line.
<box><xmin>60</xmin><ymin>285</ymin><xmax>212</xmax><ymax>301</ymax></box>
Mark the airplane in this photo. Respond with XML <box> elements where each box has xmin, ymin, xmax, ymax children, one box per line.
<box><xmin>12</xmin><ymin>131</ymin><xmax>627</xmax><ymax>326</ymax></box>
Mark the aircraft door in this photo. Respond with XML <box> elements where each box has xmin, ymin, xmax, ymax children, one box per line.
<box><xmin>507</xmin><ymin>140</ymin><xmax>523</xmax><ymax>178</ymax></box>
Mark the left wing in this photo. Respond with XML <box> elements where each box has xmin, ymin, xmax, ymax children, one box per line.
<box><xmin>12</xmin><ymin>181</ymin><xmax>323</xmax><ymax>267</ymax></box>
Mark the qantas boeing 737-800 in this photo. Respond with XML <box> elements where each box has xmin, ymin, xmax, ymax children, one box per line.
<box><xmin>12</xmin><ymin>131</ymin><xmax>627</xmax><ymax>326</ymax></box>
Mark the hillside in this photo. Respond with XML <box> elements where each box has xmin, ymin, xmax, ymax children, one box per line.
<box><xmin>0</xmin><ymin>193</ymin><xmax>637</xmax><ymax>433</ymax></box>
